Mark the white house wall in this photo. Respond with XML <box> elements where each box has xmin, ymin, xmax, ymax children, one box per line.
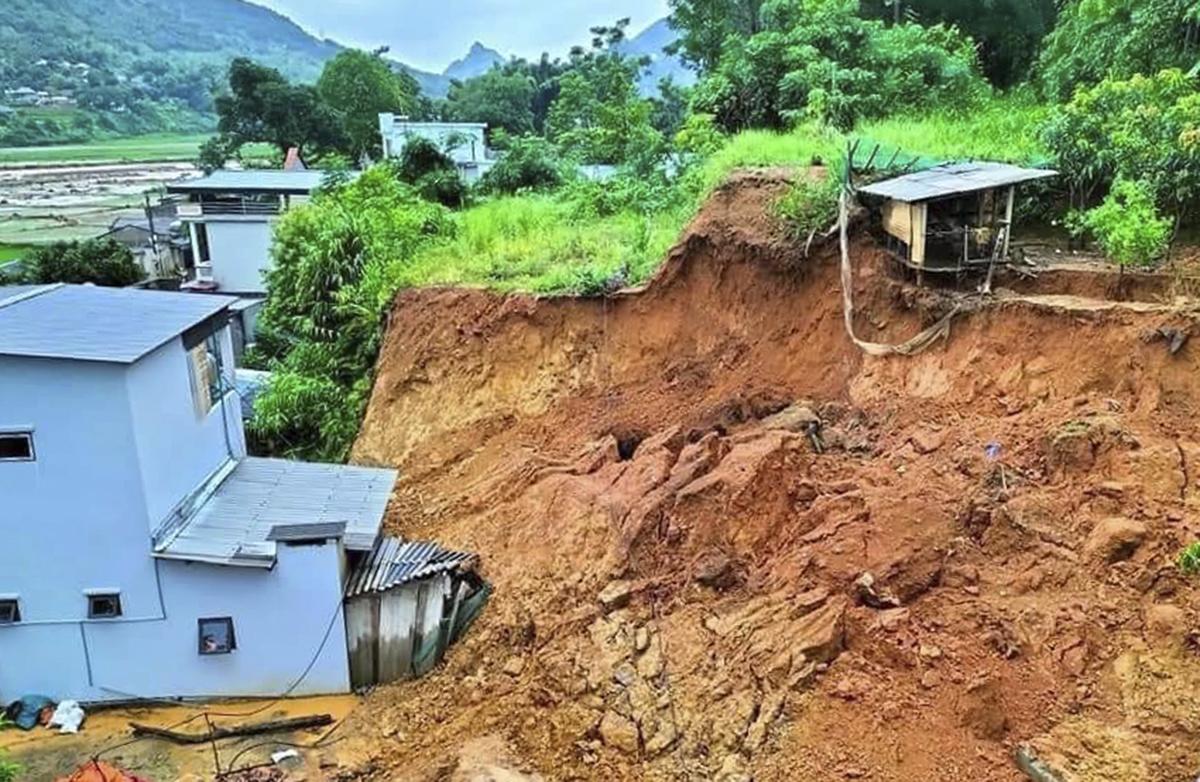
<box><xmin>0</xmin><ymin>541</ymin><xmax>350</xmax><ymax>701</ymax></box>
<box><xmin>205</xmin><ymin>221</ymin><xmax>274</xmax><ymax>295</ymax></box>
<box><xmin>128</xmin><ymin>330</ymin><xmax>245</xmax><ymax>528</ymax></box>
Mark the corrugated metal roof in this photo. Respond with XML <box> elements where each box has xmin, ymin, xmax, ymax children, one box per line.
<box><xmin>155</xmin><ymin>457</ymin><xmax>397</xmax><ymax>568</ymax></box>
<box><xmin>345</xmin><ymin>536</ymin><xmax>477</xmax><ymax>598</ymax></box>
<box><xmin>0</xmin><ymin>285</ymin><xmax>236</xmax><ymax>363</ymax></box>
<box><xmin>859</xmin><ymin>162</ymin><xmax>1057</xmax><ymax>203</ymax></box>
<box><xmin>166</xmin><ymin>170</ymin><xmax>337</xmax><ymax>194</ymax></box>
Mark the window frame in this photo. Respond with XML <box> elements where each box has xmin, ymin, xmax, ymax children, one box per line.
<box><xmin>184</xmin><ymin>322</ymin><xmax>228</xmax><ymax>419</ymax></box>
<box><xmin>86</xmin><ymin>592</ymin><xmax>123</xmax><ymax>620</ymax></box>
<box><xmin>0</xmin><ymin>598</ymin><xmax>20</xmax><ymax>624</ymax></box>
<box><xmin>198</xmin><ymin>617</ymin><xmax>237</xmax><ymax>656</ymax></box>
<box><xmin>0</xmin><ymin>431</ymin><xmax>35</xmax><ymax>462</ymax></box>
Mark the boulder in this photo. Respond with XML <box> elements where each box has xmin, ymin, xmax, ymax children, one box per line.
<box><xmin>598</xmin><ymin>580</ymin><xmax>634</xmax><ymax>612</ymax></box>
<box><xmin>1083</xmin><ymin>518</ymin><xmax>1147</xmax><ymax>564</ymax></box>
<box><xmin>694</xmin><ymin>550</ymin><xmax>737</xmax><ymax>590</ymax></box>
<box><xmin>598</xmin><ymin>710</ymin><xmax>640</xmax><ymax>754</ymax></box>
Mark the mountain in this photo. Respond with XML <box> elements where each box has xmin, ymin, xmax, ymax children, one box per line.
<box><xmin>443</xmin><ymin>42</ymin><xmax>506</xmax><ymax>83</ymax></box>
<box><xmin>617</xmin><ymin>18</ymin><xmax>697</xmax><ymax>97</ymax></box>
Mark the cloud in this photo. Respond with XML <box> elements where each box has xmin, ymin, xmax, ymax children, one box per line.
<box><xmin>256</xmin><ymin>0</ymin><xmax>671</xmax><ymax>72</ymax></box>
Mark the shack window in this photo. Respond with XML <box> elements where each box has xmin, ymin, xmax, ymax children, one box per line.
<box><xmin>198</xmin><ymin>617</ymin><xmax>236</xmax><ymax>655</ymax></box>
<box><xmin>87</xmin><ymin>593</ymin><xmax>122</xmax><ymax>619</ymax></box>
<box><xmin>0</xmin><ymin>432</ymin><xmax>34</xmax><ymax>461</ymax></box>
<box><xmin>0</xmin><ymin>599</ymin><xmax>20</xmax><ymax>624</ymax></box>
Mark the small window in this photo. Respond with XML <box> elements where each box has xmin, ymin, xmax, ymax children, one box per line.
<box><xmin>198</xmin><ymin>617</ymin><xmax>236</xmax><ymax>655</ymax></box>
<box><xmin>187</xmin><ymin>332</ymin><xmax>226</xmax><ymax>418</ymax></box>
<box><xmin>87</xmin><ymin>593</ymin><xmax>122</xmax><ymax>619</ymax></box>
<box><xmin>0</xmin><ymin>599</ymin><xmax>20</xmax><ymax>624</ymax></box>
<box><xmin>0</xmin><ymin>432</ymin><xmax>33</xmax><ymax>461</ymax></box>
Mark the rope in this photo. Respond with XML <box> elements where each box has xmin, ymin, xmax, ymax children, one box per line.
<box><xmin>837</xmin><ymin>187</ymin><xmax>959</xmax><ymax>357</ymax></box>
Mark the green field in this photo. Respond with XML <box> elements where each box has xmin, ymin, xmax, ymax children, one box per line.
<box><xmin>0</xmin><ymin>244</ymin><xmax>32</xmax><ymax>263</ymax></box>
<box><xmin>0</xmin><ymin>135</ymin><xmax>275</xmax><ymax>166</ymax></box>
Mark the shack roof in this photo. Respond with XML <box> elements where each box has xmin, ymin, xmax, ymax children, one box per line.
<box><xmin>345</xmin><ymin>536</ymin><xmax>477</xmax><ymax>598</ymax></box>
<box><xmin>0</xmin><ymin>284</ymin><xmax>235</xmax><ymax>363</ymax></box>
<box><xmin>155</xmin><ymin>457</ymin><xmax>397</xmax><ymax>568</ymax></box>
<box><xmin>858</xmin><ymin>162</ymin><xmax>1057</xmax><ymax>204</ymax></box>
<box><xmin>166</xmin><ymin>170</ymin><xmax>336</xmax><ymax>195</ymax></box>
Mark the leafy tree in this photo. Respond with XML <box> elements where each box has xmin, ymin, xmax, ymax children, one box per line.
<box><xmin>1037</xmin><ymin>0</ymin><xmax>1200</xmax><ymax>101</ymax></box>
<box><xmin>393</xmin><ymin>136</ymin><xmax>469</xmax><ymax>207</ymax></box>
<box><xmin>213</xmin><ymin>58</ymin><xmax>344</xmax><ymax>160</ymax></box>
<box><xmin>692</xmin><ymin>0</ymin><xmax>987</xmax><ymax>131</ymax></box>
<box><xmin>860</xmin><ymin>0</ymin><xmax>1058</xmax><ymax>87</ymax></box>
<box><xmin>19</xmin><ymin>239</ymin><xmax>145</xmax><ymax>287</ymax></box>
<box><xmin>1041</xmin><ymin>68</ymin><xmax>1200</xmax><ymax>225</ymax></box>
<box><xmin>674</xmin><ymin>113</ymin><xmax>728</xmax><ymax>157</ymax></box>
<box><xmin>650</xmin><ymin>79</ymin><xmax>692</xmax><ymax>138</ymax></box>
<box><xmin>479</xmin><ymin>135</ymin><xmax>566</xmax><ymax>194</ymax></box>
<box><xmin>250</xmin><ymin>167</ymin><xmax>454</xmax><ymax>461</ymax></box>
<box><xmin>1081</xmin><ymin>179</ymin><xmax>1171</xmax><ymax>268</ymax></box>
<box><xmin>500</xmin><ymin>55</ymin><xmax>573</xmax><ymax>133</ymax></box>
<box><xmin>547</xmin><ymin>20</ymin><xmax>663</xmax><ymax>166</ymax></box>
<box><xmin>667</xmin><ymin>0</ymin><xmax>768</xmax><ymax>71</ymax></box>
<box><xmin>446</xmin><ymin>69</ymin><xmax>537</xmax><ymax>137</ymax></box>
<box><xmin>317</xmin><ymin>49</ymin><xmax>420</xmax><ymax>160</ymax></box>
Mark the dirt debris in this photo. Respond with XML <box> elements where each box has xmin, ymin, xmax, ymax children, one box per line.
<box><xmin>339</xmin><ymin>170</ymin><xmax>1200</xmax><ymax>781</ymax></box>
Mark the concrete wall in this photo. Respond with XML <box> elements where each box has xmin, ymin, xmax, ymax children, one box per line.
<box><xmin>379</xmin><ymin>115</ymin><xmax>488</xmax><ymax>164</ymax></box>
<box><xmin>0</xmin><ymin>542</ymin><xmax>350</xmax><ymax>701</ymax></box>
<box><xmin>128</xmin><ymin>329</ymin><xmax>245</xmax><ymax>528</ymax></box>
<box><xmin>205</xmin><ymin>220</ymin><xmax>274</xmax><ymax>295</ymax></box>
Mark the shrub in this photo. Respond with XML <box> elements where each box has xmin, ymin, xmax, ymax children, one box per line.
<box><xmin>1179</xmin><ymin>542</ymin><xmax>1200</xmax><ymax>575</ymax></box>
<box><xmin>0</xmin><ymin>748</ymin><xmax>18</xmax><ymax>782</ymax></box>
<box><xmin>20</xmin><ymin>238</ymin><xmax>145</xmax><ymax>287</ymax></box>
<box><xmin>1081</xmin><ymin>179</ymin><xmax>1171</xmax><ymax>269</ymax></box>
<box><xmin>480</xmin><ymin>136</ymin><xmax>566</xmax><ymax>195</ymax></box>
<box><xmin>392</xmin><ymin>137</ymin><xmax>469</xmax><ymax>208</ymax></box>
<box><xmin>775</xmin><ymin>174</ymin><xmax>840</xmax><ymax>239</ymax></box>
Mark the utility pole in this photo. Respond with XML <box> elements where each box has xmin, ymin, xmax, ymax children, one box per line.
<box><xmin>893</xmin><ymin>0</ymin><xmax>902</xmax><ymax>25</ymax></box>
<box><xmin>143</xmin><ymin>193</ymin><xmax>159</xmax><ymax>258</ymax></box>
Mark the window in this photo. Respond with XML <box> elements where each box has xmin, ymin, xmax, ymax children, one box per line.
<box><xmin>195</xmin><ymin>222</ymin><xmax>211</xmax><ymax>264</ymax></box>
<box><xmin>0</xmin><ymin>599</ymin><xmax>20</xmax><ymax>624</ymax></box>
<box><xmin>198</xmin><ymin>617</ymin><xmax>236</xmax><ymax>655</ymax></box>
<box><xmin>0</xmin><ymin>432</ymin><xmax>33</xmax><ymax>461</ymax></box>
<box><xmin>87</xmin><ymin>593</ymin><xmax>122</xmax><ymax>619</ymax></box>
<box><xmin>187</xmin><ymin>332</ymin><xmax>226</xmax><ymax>417</ymax></box>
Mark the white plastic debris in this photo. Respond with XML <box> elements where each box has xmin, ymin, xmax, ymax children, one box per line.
<box><xmin>48</xmin><ymin>700</ymin><xmax>86</xmax><ymax>734</ymax></box>
<box><xmin>271</xmin><ymin>749</ymin><xmax>301</xmax><ymax>764</ymax></box>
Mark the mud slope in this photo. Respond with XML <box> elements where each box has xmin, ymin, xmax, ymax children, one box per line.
<box><xmin>347</xmin><ymin>171</ymin><xmax>1200</xmax><ymax>782</ymax></box>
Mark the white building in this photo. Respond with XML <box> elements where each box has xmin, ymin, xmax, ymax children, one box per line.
<box><xmin>378</xmin><ymin>115</ymin><xmax>495</xmax><ymax>184</ymax></box>
<box><xmin>167</xmin><ymin>170</ymin><xmax>333</xmax><ymax>296</ymax></box>
<box><xmin>0</xmin><ymin>284</ymin><xmax>402</xmax><ymax>701</ymax></box>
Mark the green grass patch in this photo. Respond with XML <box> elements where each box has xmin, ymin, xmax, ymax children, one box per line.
<box><xmin>690</xmin><ymin>124</ymin><xmax>845</xmax><ymax>198</ymax></box>
<box><xmin>0</xmin><ymin>134</ymin><xmax>274</xmax><ymax>166</ymax></box>
<box><xmin>0</xmin><ymin>244</ymin><xmax>32</xmax><ymax>263</ymax></box>
<box><xmin>855</xmin><ymin>94</ymin><xmax>1051</xmax><ymax>166</ymax></box>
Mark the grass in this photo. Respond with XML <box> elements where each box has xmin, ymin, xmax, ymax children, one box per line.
<box><xmin>855</xmin><ymin>94</ymin><xmax>1051</xmax><ymax>166</ymax></box>
<box><xmin>0</xmin><ymin>244</ymin><xmax>31</xmax><ymax>263</ymax></box>
<box><xmin>0</xmin><ymin>134</ymin><xmax>274</xmax><ymax>166</ymax></box>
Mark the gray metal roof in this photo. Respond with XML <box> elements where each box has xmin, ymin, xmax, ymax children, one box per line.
<box><xmin>267</xmin><ymin>522</ymin><xmax>348</xmax><ymax>542</ymax></box>
<box><xmin>0</xmin><ymin>284</ymin><xmax>236</xmax><ymax>363</ymax></box>
<box><xmin>155</xmin><ymin>457</ymin><xmax>397</xmax><ymax>567</ymax></box>
<box><xmin>166</xmin><ymin>170</ymin><xmax>338</xmax><ymax>195</ymax></box>
<box><xmin>345</xmin><ymin>536</ymin><xmax>477</xmax><ymax>598</ymax></box>
<box><xmin>859</xmin><ymin>162</ymin><xmax>1057</xmax><ymax>203</ymax></box>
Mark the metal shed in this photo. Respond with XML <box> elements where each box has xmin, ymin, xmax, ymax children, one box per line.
<box><xmin>859</xmin><ymin>162</ymin><xmax>1056</xmax><ymax>274</ymax></box>
<box><xmin>343</xmin><ymin>537</ymin><xmax>486</xmax><ymax>688</ymax></box>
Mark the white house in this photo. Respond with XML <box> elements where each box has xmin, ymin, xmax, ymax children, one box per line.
<box><xmin>167</xmin><ymin>170</ymin><xmax>333</xmax><ymax>296</ymax></box>
<box><xmin>0</xmin><ymin>283</ymin><xmax>402</xmax><ymax>702</ymax></box>
<box><xmin>378</xmin><ymin>115</ymin><xmax>495</xmax><ymax>184</ymax></box>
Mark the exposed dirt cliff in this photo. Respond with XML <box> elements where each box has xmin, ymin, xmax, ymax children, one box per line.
<box><xmin>343</xmin><ymin>170</ymin><xmax>1200</xmax><ymax>782</ymax></box>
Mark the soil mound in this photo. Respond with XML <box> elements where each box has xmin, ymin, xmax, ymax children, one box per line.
<box><xmin>345</xmin><ymin>170</ymin><xmax>1200</xmax><ymax>782</ymax></box>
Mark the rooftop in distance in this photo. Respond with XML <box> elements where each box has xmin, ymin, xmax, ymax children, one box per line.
<box><xmin>166</xmin><ymin>169</ymin><xmax>341</xmax><ymax>195</ymax></box>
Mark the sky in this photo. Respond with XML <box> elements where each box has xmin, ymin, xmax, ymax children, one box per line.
<box><xmin>256</xmin><ymin>0</ymin><xmax>672</xmax><ymax>73</ymax></box>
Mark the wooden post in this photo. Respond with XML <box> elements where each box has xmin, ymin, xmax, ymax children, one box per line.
<box><xmin>1000</xmin><ymin>185</ymin><xmax>1015</xmax><ymax>261</ymax></box>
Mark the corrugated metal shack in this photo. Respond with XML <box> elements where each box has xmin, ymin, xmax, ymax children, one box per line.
<box><xmin>344</xmin><ymin>537</ymin><xmax>487</xmax><ymax>688</ymax></box>
<box><xmin>859</xmin><ymin>162</ymin><xmax>1056</xmax><ymax>275</ymax></box>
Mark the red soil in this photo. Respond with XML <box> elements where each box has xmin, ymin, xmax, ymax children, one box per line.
<box><xmin>341</xmin><ymin>170</ymin><xmax>1200</xmax><ymax>782</ymax></box>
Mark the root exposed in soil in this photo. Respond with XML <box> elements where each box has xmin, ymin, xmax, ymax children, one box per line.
<box><xmin>345</xmin><ymin>170</ymin><xmax>1200</xmax><ymax>782</ymax></box>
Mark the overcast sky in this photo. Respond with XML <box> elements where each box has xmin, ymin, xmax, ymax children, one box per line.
<box><xmin>256</xmin><ymin>0</ymin><xmax>671</xmax><ymax>72</ymax></box>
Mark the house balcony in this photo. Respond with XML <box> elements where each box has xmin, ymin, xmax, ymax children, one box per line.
<box><xmin>176</xmin><ymin>200</ymin><xmax>283</xmax><ymax>220</ymax></box>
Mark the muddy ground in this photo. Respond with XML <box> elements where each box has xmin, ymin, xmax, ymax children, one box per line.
<box><xmin>336</xmin><ymin>170</ymin><xmax>1200</xmax><ymax>782</ymax></box>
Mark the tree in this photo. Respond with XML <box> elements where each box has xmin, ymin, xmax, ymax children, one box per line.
<box><xmin>1082</xmin><ymin>179</ymin><xmax>1171</xmax><ymax>269</ymax></box>
<box><xmin>19</xmin><ymin>239</ymin><xmax>145</xmax><ymax>287</ymax></box>
<box><xmin>547</xmin><ymin>20</ymin><xmax>663</xmax><ymax>166</ymax></box>
<box><xmin>317</xmin><ymin>49</ymin><xmax>420</xmax><ymax>160</ymax></box>
<box><xmin>213</xmin><ymin>58</ymin><xmax>344</xmax><ymax>160</ymax></box>
<box><xmin>691</xmin><ymin>0</ymin><xmax>987</xmax><ymax>131</ymax></box>
<box><xmin>859</xmin><ymin>0</ymin><xmax>1058</xmax><ymax>87</ymax></box>
<box><xmin>250</xmin><ymin>167</ymin><xmax>455</xmax><ymax>461</ymax></box>
<box><xmin>1037</xmin><ymin>0</ymin><xmax>1200</xmax><ymax>101</ymax></box>
<box><xmin>667</xmin><ymin>0</ymin><xmax>768</xmax><ymax>71</ymax></box>
<box><xmin>446</xmin><ymin>69</ymin><xmax>537</xmax><ymax>138</ymax></box>
<box><xmin>501</xmin><ymin>55</ymin><xmax>573</xmax><ymax>134</ymax></box>
<box><xmin>479</xmin><ymin>135</ymin><xmax>566</xmax><ymax>194</ymax></box>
